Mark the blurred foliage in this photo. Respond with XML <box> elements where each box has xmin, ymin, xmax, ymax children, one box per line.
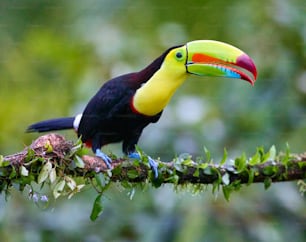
<box><xmin>0</xmin><ymin>0</ymin><xmax>305</xmax><ymax>241</ymax></box>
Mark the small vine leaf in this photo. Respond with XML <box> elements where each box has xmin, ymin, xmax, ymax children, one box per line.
<box><xmin>38</xmin><ymin>161</ymin><xmax>52</xmax><ymax>184</ymax></box>
<box><xmin>222</xmin><ymin>186</ymin><xmax>231</xmax><ymax>201</ymax></box>
<box><xmin>49</xmin><ymin>168</ymin><xmax>57</xmax><ymax>183</ymax></box>
<box><xmin>9</xmin><ymin>167</ymin><xmax>16</xmax><ymax>179</ymax></box>
<box><xmin>203</xmin><ymin>166</ymin><xmax>213</xmax><ymax>175</ymax></box>
<box><xmin>53</xmin><ymin>180</ymin><xmax>66</xmax><ymax>199</ymax></box>
<box><xmin>222</xmin><ymin>172</ymin><xmax>230</xmax><ymax>185</ymax></box>
<box><xmin>220</xmin><ymin>148</ymin><xmax>227</xmax><ymax>165</ymax></box>
<box><xmin>20</xmin><ymin>166</ymin><xmax>29</xmax><ymax>176</ymax></box>
<box><xmin>264</xmin><ymin>177</ymin><xmax>272</xmax><ymax>190</ymax></box>
<box><xmin>127</xmin><ymin>188</ymin><xmax>136</xmax><ymax>200</ymax></box>
<box><xmin>248</xmin><ymin>168</ymin><xmax>255</xmax><ymax>185</ymax></box>
<box><xmin>68</xmin><ymin>192</ymin><xmax>75</xmax><ymax>200</ymax></box>
<box><xmin>67</xmin><ymin>184</ymin><xmax>86</xmax><ymax>200</ymax></box>
<box><xmin>0</xmin><ymin>156</ymin><xmax>10</xmax><ymax>167</ymax></box>
<box><xmin>44</xmin><ymin>141</ymin><xmax>53</xmax><ymax>153</ymax></box>
<box><xmin>263</xmin><ymin>166</ymin><xmax>277</xmax><ymax>176</ymax></box>
<box><xmin>95</xmin><ymin>173</ymin><xmax>110</xmax><ymax>189</ymax></box>
<box><xmin>198</xmin><ymin>163</ymin><xmax>208</xmax><ymax>169</ymax></box>
<box><xmin>75</xmin><ymin>155</ymin><xmax>85</xmax><ymax>168</ymax></box>
<box><xmin>127</xmin><ymin>170</ymin><xmax>139</xmax><ymax>179</ymax></box>
<box><xmin>268</xmin><ymin>145</ymin><xmax>276</xmax><ymax>161</ymax></box>
<box><xmin>193</xmin><ymin>168</ymin><xmax>200</xmax><ymax>178</ymax></box>
<box><xmin>212</xmin><ymin>180</ymin><xmax>220</xmax><ymax>194</ymax></box>
<box><xmin>249</xmin><ymin>150</ymin><xmax>260</xmax><ymax>165</ymax></box>
<box><xmin>235</xmin><ymin>153</ymin><xmax>247</xmax><ymax>173</ymax></box>
<box><xmin>90</xmin><ymin>194</ymin><xmax>103</xmax><ymax>221</ymax></box>
<box><xmin>26</xmin><ymin>148</ymin><xmax>35</xmax><ymax>161</ymax></box>
<box><xmin>65</xmin><ymin>176</ymin><xmax>77</xmax><ymax>191</ymax></box>
<box><xmin>282</xmin><ymin>143</ymin><xmax>291</xmax><ymax>164</ymax></box>
<box><xmin>77</xmin><ymin>184</ymin><xmax>85</xmax><ymax>191</ymax></box>
<box><xmin>203</xmin><ymin>146</ymin><xmax>211</xmax><ymax>162</ymax></box>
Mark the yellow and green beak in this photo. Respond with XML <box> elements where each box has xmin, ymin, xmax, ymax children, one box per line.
<box><xmin>185</xmin><ymin>40</ymin><xmax>257</xmax><ymax>85</ymax></box>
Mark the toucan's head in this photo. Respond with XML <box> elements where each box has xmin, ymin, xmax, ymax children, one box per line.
<box><xmin>162</xmin><ymin>40</ymin><xmax>257</xmax><ymax>85</ymax></box>
<box><xmin>133</xmin><ymin>40</ymin><xmax>257</xmax><ymax>116</ymax></box>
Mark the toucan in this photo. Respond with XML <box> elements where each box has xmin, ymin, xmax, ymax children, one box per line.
<box><xmin>27</xmin><ymin>40</ymin><xmax>257</xmax><ymax>178</ymax></box>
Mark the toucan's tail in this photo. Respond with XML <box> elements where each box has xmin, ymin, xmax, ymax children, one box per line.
<box><xmin>27</xmin><ymin>117</ymin><xmax>75</xmax><ymax>133</ymax></box>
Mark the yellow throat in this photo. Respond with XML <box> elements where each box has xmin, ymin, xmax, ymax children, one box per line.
<box><xmin>133</xmin><ymin>47</ymin><xmax>188</xmax><ymax>116</ymax></box>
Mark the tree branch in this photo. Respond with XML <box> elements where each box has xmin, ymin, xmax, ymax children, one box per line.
<box><xmin>1</xmin><ymin>134</ymin><xmax>305</xmax><ymax>196</ymax></box>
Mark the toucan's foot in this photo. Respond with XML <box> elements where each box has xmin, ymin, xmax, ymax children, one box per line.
<box><xmin>128</xmin><ymin>152</ymin><xmax>158</xmax><ymax>178</ymax></box>
<box><xmin>95</xmin><ymin>149</ymin><xmax>112</xmax><ymax>169</ymax></box>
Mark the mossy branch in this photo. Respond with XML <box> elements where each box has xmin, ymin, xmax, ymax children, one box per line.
<box><xmin>1</xmin><ymin>134</ymin><xmax>305</xmax><ymax>200</ymax></box>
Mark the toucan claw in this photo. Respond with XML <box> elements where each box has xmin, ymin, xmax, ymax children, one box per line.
<box><xmin>95</xmin><ymin>148</ymin><xmax>112</xmax><ymax>169</ymax></box>
<box><xmin>128</xmin><ymin>152</ymin><xmax>159</xmax><ymax>179</ymax></box>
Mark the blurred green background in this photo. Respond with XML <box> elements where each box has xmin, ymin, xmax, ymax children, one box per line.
<box><xmin>0</xmin><ymin>0</ymin><xmax>305</xmax><ymax>241</ymax></box>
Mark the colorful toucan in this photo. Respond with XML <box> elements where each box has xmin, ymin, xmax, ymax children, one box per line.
<box><xmin>27</xmin><ymin>40</ymin><xmax>257</xmax><ymax>177</ymax></box>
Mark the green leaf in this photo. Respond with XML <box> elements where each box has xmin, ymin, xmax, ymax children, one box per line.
<box><xmin>181</xmin><ymin>159</ymin><xmax>193</xmax><ymax>166</ymax></box>
<box><xmin>281</xmin><ymin>143</ymin><xmax>291</xmax><ymax>165</ymax></box>
<box><xmin>264</xmin><ymin>177</ymin><xmax>272</xmax><ymax>190</ymax></box>
<box><xmin>222</xmin><ymin>186</ymin><xmax>231</xmax><ymax>201</ymax></box>
<box><xmin>165</xmin><ymin>174</ymin><xmax>179</xmax><ymax>184</ymax></box>
<box><xmin>90</xmin><ymin>194</ymin><xmax>103</xmax><ymax>221</ymax></box>
<box><xmin>134</xmin><ymin>145</ymin><xmax>144</xmax><ymax>158</ymax></box>
<box><xmin>53</xmin><ymin>180</ymin><xmax>66</xmax><ymax>199</ymax></box>
<box><xmin>212</xmin><ymin>180</ymin><xmax>220</xmax><ymax>194</ymax></box>
<box><xmin>26</xmin><ymin>148</ymin><xmax>35</xmax><ymax>161</ymax></box>
<box><xmin>204</xmin><ymin>166</ymin><xmax>220</xmax><ymax>180</ymax></box>
<box><xmin>235</xmin><ymin>153</ymin><xmax>247</xmax><ymax>173</ymax></box>
<box><xmin>0</xmin><ymin>156</ymin><xmax>10</xmax><ymax>167</ymax></box>
<box><xmin>127</xmin><ymin>188</ymin><xmax>136</xmax><ymax>200</ymax></box>
<box><xmin>222</xmin><ymin>172</ymin><xmax>230</xmax><ymax>185</ymax></box>
<box><xmin>65</xmin><ymin>176</ymin><xmax>76</xmax><ymax>191</ymax></box>
<box><xmin>121</xmin><ymin>180</ymin><xmax>133</xmax><ymax>189</ymax></box>
<box><xmin>257</xmin><ymin>146</ymin><xmax>265</xmax><ymax>157</ymax></box>
<box><xmin>297</xmin><ymin>180</ymin><xmax>306</xmax><ymax>195</ymax></box>
<box><xmin>203</xmin><ymin>166</ymin><xmax>213</xmax><ymax>175</ymax></box>
<box><xmin>20</xmin><ymin>166</ymin><xmax>29</xmax><ymax>176</ymax></box>
<box><xmin>248</xmin><ymin>168</ymin><xmax>255</xmax><ymax>185</ymax></box>
<box><xmin>74</xmin><ymin>155</ymin><xmax>85</xmax><ymax>168</ymax></box>
<box><xmin>198</xmin><ymin>162</ymin><xmax>208</xmax><ymax>169</ymax></box>
<box><xmin>297</xmin><ymin>161</ymin><xmax>305</xmax><ymax>169</ymax></box>
<box><xmin>9</xmin><ymin>167</ymin><xmax>16</xmax><ymax>179</ymax></box>
<box><xmin>268</xmin><ymin>145</ymin><xmax>276</xmax><ymax>161</ymax></box>
<box><xmin>106</xmin><ymin>169</ymin><xmax>112</xmax><ymax>177</ymax></box>
<box><xmin>70</xmin><ymin>138</ymin><xmax>83</xmax><ymax>153</ymax></box>
<box><xmin>193</xmin><ymin>168</ymin><xmax>200</xmax><ymax>178</ymax></box>
<box><xmin>179</xmin><ymin>153</ymin><xmax>192</xmax><ymax>162</ymax></box>
<box><xmin>203</xmin><ymin>146</ymin><xmax>211</xmax><ymax>162</ymax></box>
<box><xmin>249</xmin><ymin>150</ymin><xmax>260</xmax><ymax>165</ymax></box>
<box><xmin>173</xmin><ymin>162</ymin><xmax>184</xmax><ymax>172</ymax></box>
<box><xmin>263</xmin><ymin>165</ymin><xmax>277</xmax><ymax>176</ymax></box>
<box><xmin>132</xmin><ymin>158</ymin><xmax>140</xmax><ymax>167</ymax></box>
<box><xmin>49</xmin><ymin>168</ymin><xmax>57</xmax><ymax>183</ymax></box>
<box><xmin>95</xmin><ymin>173</ymin><xmax>109</xmax><ymax>190</ymax></box>
<box><xmin>220</xmin><ymin>148</ymin><xmax>227</xmax><ymax>165</ymax></box>
<box><xmin>37</xmin><ymin>161</ymin><xmax>52</xmax><ymax>184</ymax></box>
<box><xmin>127</xmin><ymin>169</ymin><xmax>139</xmax><ymax>179</ymax></box>
<box><xmin>261</xmin><ymin>146</ymin><xmax>276</xmax><ymax>163</ymax></box>
<box><xmin>44</xmin><ymin>141</ymin><xmax>53</xmax><ymax>153</ymax></box>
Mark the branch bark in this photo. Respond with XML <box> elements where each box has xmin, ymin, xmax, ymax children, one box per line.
<box><xmin>1</xmin><ymin>134</ymin><xmax>305</xmax><ymax>193</ymax></box>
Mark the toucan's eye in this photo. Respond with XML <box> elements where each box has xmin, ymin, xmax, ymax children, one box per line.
<box><xmin>175</xmin><ymin>51</ymin><xmax>184</xmax><ymax>60</ymax></box>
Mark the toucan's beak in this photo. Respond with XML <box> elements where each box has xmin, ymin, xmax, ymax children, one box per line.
<box><xmin>186</xmin><ymin>40</ymin><xmax>257</xmax><ymax>85</ymax></box>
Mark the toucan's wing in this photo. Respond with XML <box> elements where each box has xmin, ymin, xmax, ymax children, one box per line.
<box><xmin>77</xmin><ymin>75</ymin><xmax>135</xmax><ymax>142</ymax></box>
